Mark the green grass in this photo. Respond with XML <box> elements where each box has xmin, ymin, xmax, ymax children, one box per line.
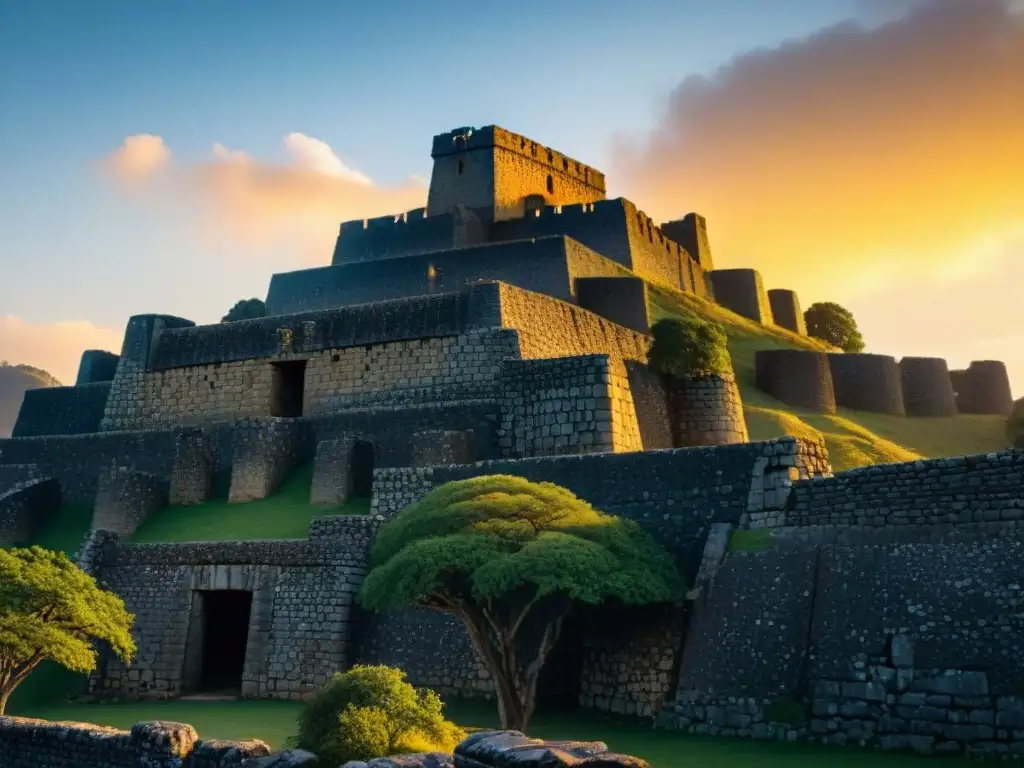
<box><xmin>131</xmin><ymin>463</ymin><xmax>370</xmax><ymax>543</ymax></box>
<box><xmin>13</xmin><ymin>699</ymin><xmax>974</xmax><ymax>766</ymax></box>
<box><xmin>649</xmin><ymin>284</ymin><xmax>1009</xmax><ymax>471</ymax></box>
<box><xmin>727</xmin><ymin>529</ymin><xmax>775</xmax><ymax>554</ymax></box>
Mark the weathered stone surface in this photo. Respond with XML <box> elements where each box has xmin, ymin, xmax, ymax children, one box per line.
<box><xmin>242</xmin><ymin>748</ymin><xmax>320</xmax><ymax>766</ymax></box>
<box><xmin>452</xmin><ymin>731</ymin><xmax>648</xmax><ymax>768</ymax></box>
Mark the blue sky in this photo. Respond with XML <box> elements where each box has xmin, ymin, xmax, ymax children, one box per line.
<box><xmin>1</xmin><ymin>0</ymin><xmax>1020</xmax><ymax>394</ymax></box>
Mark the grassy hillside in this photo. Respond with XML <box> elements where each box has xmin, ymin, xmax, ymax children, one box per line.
<box><xmin>648</xmin><ymin>284</ymin><xmax>1009</xmax><ymax>471</ymax></box>
<box><xmin>0</xmin><ymin>362</ymin><xmax>61</xmax><ymax>437</ymax></box>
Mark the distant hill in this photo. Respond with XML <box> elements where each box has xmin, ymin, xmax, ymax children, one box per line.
<box><xmin>0</xmin><ymin>363</ymin><xmax>62</xmax><ymax>438</ymax></box>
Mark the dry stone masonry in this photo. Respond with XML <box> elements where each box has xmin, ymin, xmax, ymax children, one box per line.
<box><xmin>0</xmin><ymin>123</ymin><xmax>1020</xmax><ymax>762</ymax></box>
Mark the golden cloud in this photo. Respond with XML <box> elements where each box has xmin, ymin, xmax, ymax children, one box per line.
<box><xmin>615</xmin><ymin>0</ymin><xmax>1024</xmax><ymax>299</ymax></box>
<box><xmin>0</xmin><ymin>316</ymin><xmax>123</xmax><ymax>385</ymax></box>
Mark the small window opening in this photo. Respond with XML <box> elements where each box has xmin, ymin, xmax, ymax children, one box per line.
<box><xmin>546</xmin><ymin>174</ymin><xmax>554</xmax><ymax>194</ymax></box>
<box><xmin>456</xmin><ymin>158</ymin><xmax>464</xmax><ymax>175</ymax></box>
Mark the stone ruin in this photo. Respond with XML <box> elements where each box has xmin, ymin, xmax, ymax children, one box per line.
<box><xmin>0</xmin><ymin>125</ymin><xmax>1022</xmax><ymax>761</ymax></box>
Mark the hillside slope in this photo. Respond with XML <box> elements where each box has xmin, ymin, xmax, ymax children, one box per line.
<box><xmin>648</xmin><ymin>285</ymin><xmax>1009</xmax><ymax>471</ymax></box>
<box><xmin>0</xmin><ymin>363</ymin><xmax>61</xmax><ymax>437</ymax></box>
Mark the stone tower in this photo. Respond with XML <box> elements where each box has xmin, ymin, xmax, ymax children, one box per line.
<box><xmin>426</xmin><ymin>126</ymin><xmax>607</xmax><ymax>221</ymax></box>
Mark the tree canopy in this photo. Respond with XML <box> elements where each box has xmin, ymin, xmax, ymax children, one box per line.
<box><xmin>222</xmin><ymin>298</ymin><xmax>267</xmax><ymax>323</ymax></box>
<box><xmin>0</xmin><ymin>547</ymin><xmax>135</xmax><ymax>713</ymax></box>
<box><xmin>647</xmin><ymin>316</ymin><xmax>732</xmax><ymax>379</ymax></box>
<box><xmin>360</xmin><ymin>475</ymin><xmax>684</xmax><ymax>730</ymax></box>
<box><xmin>803</xmin><ymin>302</ymin><xmax>865</xmax><ymax>353</ymax></box>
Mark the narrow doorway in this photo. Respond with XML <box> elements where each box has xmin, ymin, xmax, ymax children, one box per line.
<box><xmin>270</xmin><ymin>360</ymin><xmax>307</xmax><ymax>417</ymax></box>
<box><xmin>199</xmin><ymin>590</ymin><xmax>252</xmax><ymax>694</ymax></box>
<box><xmin>349</xmin><ymin>439</ymin><xmax>375</xmax><ymax>498</ymax></box>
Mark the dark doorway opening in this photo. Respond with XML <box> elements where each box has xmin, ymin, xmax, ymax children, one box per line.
<box><xmin>535</xmin><ymin>606</ymin><xmax>584</xmax><ymax>712</ymax></box>
<box><xmin>199</xmin><ymin>590</ymin><xmax>252</xmax><ymax>693</ymax></box>
<box><xmin>349</xmin><ymin>440</ymin><xmax>375</xmax><ymax>499</ymax></box>
<box><xmin>270</xmin><ymin>360</ymin><xmax>306</xmax><ymax>418</ymax></box>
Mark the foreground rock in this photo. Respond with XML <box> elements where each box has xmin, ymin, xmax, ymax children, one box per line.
<box><xmin>452</xmin><ymin>730</ymin><xmax>650</xmax><ymax>767</ymax></box>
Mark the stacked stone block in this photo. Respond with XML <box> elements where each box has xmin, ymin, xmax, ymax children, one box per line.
<box><xmin>93</xmin><ymin>467</ymin><xmax>167</xmax><ymax>536</ymax></box>
<box><xmin>11</xmin><ymin>382</ymin><xmax>112</xmax><ymax>437</ymax></box>
<box><xmin>666</xmin><ymin>372</ymin><xmax>749</xmax><ymax>447</ymax></box>
<box><xmin>227</xmin><ymin>418</ymin><xmax>304</xmax><ymax>503</ymax></box>
<box><xmin>409</xmin><ymin>429</ymin><xmax>477</xmax><ymax>466</ymax></box>
<box><xmin>767</xmin><ymin>289</ymin><xmax>807</xmax><ymax>335</ymax></box>
<box><xmin>169</xmin><ymin>429</ymin><xmax>213</xmax><ymax>506</ymax></box>
<box><xmin>310</xmin><ymin>437</ymin><xmax>356</xmax><ymax>505</ymax></box>
<box><xmin>94</xmin><ymin>538</ymin><xmax>369</xmax><ymax>701</ymax></box>
<box><xmin>75</xmin><ymin>349</ymin><xmax>120</xmax><ymax>385</ymax></box>
<box><xmin>707</xmin><ymin>269</ymin><xmax>773</xmax><ymax>325</ymax></box>
<box><xmin>579</xmin><ymin>604</ymin><xmax>684</xmax><ymax>717</ymax></box>
<box><xmin>573</xmin><ymin>276</ymin><xmax>650</xmax><ymax>333</ymax></box>
<box><xmin>498</xmin><ymin>355</ymin><xmax>637</xmax><ymax>458</ymax></box>
<box><xmin>950</xmin><ymin>360</ymin><xmax>1014</xmax><ymax>416</ymax></box>
<box><xmin>755</xmin><ymin>350</ymin><xmax>837</xmax><ymax>413</ymax></box>
<box><xmin>0</xmin><ymin>477</ymin><xmax>61</xmax><ymax>546</ymax></box>
<box><xmin>827</xmin><ymin>353</ymin><xmax>905</xmax><ymax>415</ymax></box>
<box><xmin>785</xmin><ymin>449</ymin><xmax>1024</xmax><ymax>527</ymax></box>
<box><xmin>370</xmin><ymin>467</ymin><xmax>435</xmax><ymax>518</ymax></box>
<box><xmin>899</xmin><ymin>357</ymin><xmax>958</xmax><ymax>417</ymax></box>
<box><xmin>0</xmin><ymin>717</ymin><xmax>270</xmax><ymax>767</ymax></box>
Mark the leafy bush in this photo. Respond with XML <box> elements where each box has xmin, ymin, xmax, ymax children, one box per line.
<box><xmin>647</xmin><ymin>316</ymin><xmax>731</xmax><ymax>378</ymax></box>
<box><xmin>222</xmin><ymin>298</ymin><xmax>266</xmax><ymax>322</ymax></box>
<box><xmin>295</xmin><ymin>665</ymin><xmax>464</xmax><ymax>764</ymax></box>
<box><xmin>1008</xmin><ymin>398</ymin><xmax>1024</xmax><ymax>448</ymax></box>
<box><xmin>803</xmin><ymin>302</ymin><xmax>865</xmax><ymax>353</ymax></box>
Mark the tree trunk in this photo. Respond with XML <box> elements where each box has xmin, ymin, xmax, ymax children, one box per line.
<box><xmin>454</xmin><ymin>605</ymin><xmax>567</xmax><ymax>733</ymax></box>
<box><xmin>0</xmin><ymin>689</ymin><xmax>11</xmax><ymax>716</ymax></box>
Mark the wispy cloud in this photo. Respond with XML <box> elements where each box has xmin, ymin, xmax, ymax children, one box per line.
<box><xmin>102</xmin><ymin>132</ymin><xmax>427</xmax><ymax>263</ymax></box>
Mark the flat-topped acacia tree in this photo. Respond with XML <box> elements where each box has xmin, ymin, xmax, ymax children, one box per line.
<box><xmin>0</xmin><ymin>547</ymin><xmax>136</xmax><ymax>714</ymax></box>
<box><xmin>359</xmin><ymin>475</ymin><xmax>684</xmax><ymax>731</ymax></box>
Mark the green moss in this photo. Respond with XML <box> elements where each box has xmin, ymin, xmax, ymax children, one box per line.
<box><xmin>728</xmin><ymin>530</ymin><xmax>776</xmax><ymax>553</ymax></box>
<box><xmin>648</xmin><ymin>316</ymin><xmax>732</xmax><ymax>379</ymax></box>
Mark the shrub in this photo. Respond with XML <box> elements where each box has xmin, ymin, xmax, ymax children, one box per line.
<box><xmin>295</xmin><ymin>665</ymin><xmax>464</xmax><ymax>764</ymax></box>
<box><xmin>1008</xmin><ymin>397</ymin><xmax>1024</xmax><ymax>448</ymax></box>
<box><xmin>647</xmin><ymin>316</ymin><xmax>731</xmax><ymax>379</ymax></box>
<box><xmin>803</xmin><ymin>302</ymin><xmax>865</xmax><ymax>353</ymax></box>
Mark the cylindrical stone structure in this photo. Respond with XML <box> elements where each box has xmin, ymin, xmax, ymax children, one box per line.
<box><xmin>951</xmin><ymin>360</ymin><xmax>1014</xmax><ymax>416</ymax></box>
<box><xmin>767</xmin><ymin>289</ymin><xmax>807</xmax><ymax>336</ymax></box>
<box><xmin>755</xmin><ymin>350</ymin><xmax>836</xmax><ymax>413</ymax></box>
<box><xmin>667</xmin><ymin>372</ymin><xmax>749</xmax><ymax>447</ymax></box>
<box><xmin>899</xmin><ymin>357</ymin><xmax>957</xmax><ymax>417</ymax></box>
<box><xmin>707</xmin><ymin>269</ymin><xmax>774</xmax><ymax>325</ymax></box>
<box><xmin>827</xmin><ymin>353</ymin><xmax>905</xmax><ymax>415</ymax></box>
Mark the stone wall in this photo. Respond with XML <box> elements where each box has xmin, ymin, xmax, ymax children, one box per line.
<box><xmin>950</xmin><ymin>360</ymin><xmax>1014</xmax><ymax>416</ymax></box>
<box><xmin>661</xmin><ymin>213</ymin><xmax>714</xmax><ymax>270</ymax></box>
<box><xmin>93</xmin><ymin>535</ymin><xmax>374</xmax><ymax>700</ymax></box>
<box><xmin>666</xmin><ymin>373</ymin><xmax>748</xmax><ymax>447</ymax></box>
<box><xmin>623</xmin><ymin>362</ymin><xmax>673</xmax><ymax>451</ymax></box>
<box><xmin>169</xmin><ymin>429</ymin><xmax>214</xmax><ymax>505</ymax></box>
<box><xmin>0</xmin><ymin>477</ymin><xmax>61</xmax><ymax>546</ymax></box>
<box><xmin>755</xmin><ymin>350</ymin><xmax>837</xmax><ymax>413</ymax></box>
<box><xmin>408</xmin><ymin>429</ymin><xmax>477</xmax><ymax>466</ymax></box>
<box><xmin>827</xmin><ymin>353</ymin><xmax>905</xmax><ymax>416</ymax></box>
<box><xmin>0</xmin><ymin>718</ymin><xmax>271</xmax><ymax>768</ymax></box>
<box><xmin>899</xmin><ymin>357</ymin><xmax>958</xmax><ymax>417</ymax></box>
<box><xmin>11</xmin><ymin>382</ymin><xmax>112</xmax><ymax>437</ymax></box>
<box><xmin>134</xmin><ymin>328</ymin><xmax>518</xmax><ymax>429</ymax></box>
<box><xmin>0</xmin><ymin>463</ymin><xmax>39</xmax><ymax>495</ymax></box>
<box><xmin>574</xmin><ymin>276</ymin><xmax>650</xmax><ymax>333</ymax></box>
<box><xmin>767</xmin><ymin>289</ymin><xmax>806</xmax><ymax>335</ymax></box>
<box><xmin>579</xmin><ymin>603</ymin><xmax>685</xmax><ymax>717</ymax></box>
<box><xmin>707</xmin><ymin>269</ymin><xmax>773</xmax><ymax>325</ymax></box>
<box><xmin>75</xmin><ymin>350</ymin><xmax>121</xmax><ymax>385</ymax></box>
<box><xmin>92</xmin><ymin>467</ymin><xmax>167</xmax><ymax>536</ymax></box>
<box><xmin>786</xmin><ymin>449</ymin><xmax>1024</xmax><ymax>528</ymax></box>
<box><xmin>498</xmin><ymin>355</ymin><xmax>641</xmax><ymax>458</ymax></box>
<box><xmin>659</xmin><ymin>523</ymin><xmax>1024</xmax><ymax>758</ymax></box>
<box><xmin>227</xmin><ymin>418</ymin><xmax>306</xmax><ymax>503</ymax></box>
